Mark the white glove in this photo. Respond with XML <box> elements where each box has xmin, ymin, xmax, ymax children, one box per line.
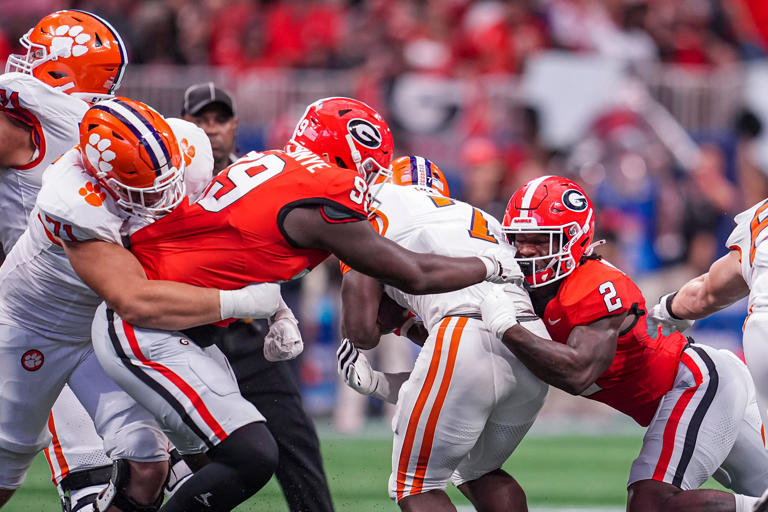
<box><xmin>479</xmin><ymin>245</ymin><xmax>524</xmax><ymax>284</ymax></box>
<box><xmin>219</xmin><ymin>283</ymin><xmax>281</xmax><ymax>319</ymax></box>
<box><xmin>647</xmin><ymin>292</ymin><xmax>694</xmax><ymax>337</ymax></box>
<box><xmin>480</xmin><ymin>285</ymin><xmax>519</xmax><ymax>339</ymax></box>
<box><xmin>263</xmin><ymin>298</ymin><xmax>303</xmax><ymax>362</ymax></box>
<box><xmin>336</xmin><ymin>338</ymin><xmax>386</xmax><ymax>397</ymax></box>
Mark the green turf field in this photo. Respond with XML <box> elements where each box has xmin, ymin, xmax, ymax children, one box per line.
<box><xmin>5</xmin><ymin>434</ymin><xmax>727</xmax><ymax>511</ymax></box>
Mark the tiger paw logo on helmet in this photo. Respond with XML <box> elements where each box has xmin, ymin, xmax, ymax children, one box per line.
<box><xmin>84</xmin><ymin>133</ymin><xmax>117</xmax><ymax>174</ymax></box>
<box><xmin>51</xmin><ymin>25</ymin><xmax>91</xmax><ymax>58</ymax></box>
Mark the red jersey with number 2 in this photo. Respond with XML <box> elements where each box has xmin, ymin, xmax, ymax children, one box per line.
<box><xmin>542</xmin><ymin>258</ymin><xmax>688</xmax><ymax>426</ymax></box>
<box><xmin>129</xmin><ymin>146</ymin><xmax>370</xmax><ymax>288</ymax></box>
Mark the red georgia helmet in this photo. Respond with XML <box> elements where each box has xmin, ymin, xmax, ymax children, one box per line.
<box><xmin>290</xmin><ymin>97</ymin><xmax>394</xmax><ymax>184</ymax></box>
<box><xmin>385</xmin><ymin>155</ymin><xmax>450</xmax><ymax>197</ymax></box>
<box><xmin>503</xmin><ymin>175</ymin><xmax>595</xmax><ymax>288</ymax></box>
<box><xmin>6</xmin><ymin>10</ymin><xmax>127</xmax><ymax>102</ymax></box>
<box><xmin>79</xmin><ymin>97</ymin><xmax>185</xmax><ymax>219</ymax></box>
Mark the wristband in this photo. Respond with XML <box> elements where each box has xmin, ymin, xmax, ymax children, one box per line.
<box><xmin>665</xmin><ymin>292</ymin><xmax>682</xmax><ymax>320</ymax></box>
<box><xmin>478</xmin><ymin>256</ymin><xmax>497</xmax><ymax>279</ymax></box>
<box><xmin>219</xmin><ymin>289</ymin><xmax>237</xmax><ymax>320</ymax></box>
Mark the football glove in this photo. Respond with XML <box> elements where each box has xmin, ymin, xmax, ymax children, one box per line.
<box><xmin>336</xmin><ymin>338</ymin><xmax>386</xmax><ymax>397</ymax></box>
<box><xmin>263</xmin><ymin>298</ymin><xmax>303</xmax><ymax>362</ymax></box>
<box><xmin>647</xmin><ymin>292</ymin><xmax>694</xmax><ymax>337</ymax></box>
<box><xmin>480</xmin><ymin>246</ymin><xmax>524</xmax><ymax>284</ymax></box>
<box><xmin>480</xmin><ymin>285</ymin><xmax>520</xmax><ymax>339</ymax></box>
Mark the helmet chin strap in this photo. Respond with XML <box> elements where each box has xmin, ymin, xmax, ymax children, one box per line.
<box><xmin>585</xmin><ymin>239</ymin><xmax>606</xmax><ymax>256</ymax></box>
<box><xmin>345</xmin><ymin>134</ymin><xmax>364</xmax><ymax>175</ymax></box>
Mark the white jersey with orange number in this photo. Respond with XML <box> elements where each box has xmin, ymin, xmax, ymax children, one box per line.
<box><xmin>369</xmin><ymin>183</ymin><xmax>535</xmax><ymax>331</ymax></box>
<box><xmin>0</xmin><ymin>118</ymin><xmax>213</xmax><ymax>343</ymax></box>
<box><xmin>366</xmin><ymin>183</ymin><xmax>548</xmax><ymax>501</ymax></box>
<box><xmin>0</xmin><ymin>72</ymin><xmax>88</xmax><ymax>254</ymax></box>
<box><xmin>726</xmin><ymin>199</ymin><xmax>768</xmax><ymax>313</ymax></box>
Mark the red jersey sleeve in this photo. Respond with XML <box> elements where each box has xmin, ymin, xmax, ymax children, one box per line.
<box><xmin>558</xmin><ymin>261</ymin><xmax>638</xmax><ymax>326</ymax></box>
<box><xmin>319</xmin><ymin>171</ymin><xmax>370</xmax><ymax>224</ymax></box>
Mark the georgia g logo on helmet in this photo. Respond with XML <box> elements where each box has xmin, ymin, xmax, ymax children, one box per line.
<box><xmin>347</xmin><ymin>119</ymin><xmax>382</xmax><ymax>149</ymax></box>
<box><xmin>562</xmin><ymin>189</ymin><xmax>588</xmax><ymax>212</ymax></box>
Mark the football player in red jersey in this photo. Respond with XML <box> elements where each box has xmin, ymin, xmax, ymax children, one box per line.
<box><xmin>481</xmin><ymin>175</ymin><xmax>768</xmax><ymax>512</ymax></box>
<box><xmin>63</xmin><ymin>97</ymin><xmax>523</xmax><ymax>512</ymax></box>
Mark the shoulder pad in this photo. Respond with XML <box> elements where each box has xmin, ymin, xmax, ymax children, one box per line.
<box><xmin>167</xmin><ymin>117</ymin><xmax>214</xmax><ymax>202</ymax></box>
<box><xmin>36</xmin><ymin>148</ymin><xmax>125</xmax><ymax>243</ymax></box>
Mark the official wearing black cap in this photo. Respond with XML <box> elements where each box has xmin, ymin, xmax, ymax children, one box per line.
<box><xmin>181</xmin><ymin>82</ymin><xmax>239</xmax><ymax>173</ymax></box>
<box><xmin>180</xmin><ymin>83</ymin><xmax>335</xmax><ymax>512</ymax></box>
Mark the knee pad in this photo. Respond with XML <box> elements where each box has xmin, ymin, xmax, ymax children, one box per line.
<box><xmin>164</xmin><ymin>449</ymin><xmax>193</xmax><ymax>500</ymax></box>
<box><xmin>94</xmin><ymin>460</ymin><xmax>163</xmax><ymax>512</ymax></box>
<box><xmin>58</xmin><ymin>465</ymin><xmax>112</xmax><ymax>512</ymax></box>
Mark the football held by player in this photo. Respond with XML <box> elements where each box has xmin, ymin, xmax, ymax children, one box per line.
<box><xmin>481</xmin><ymin>175</ymin><xmax>768</xmax><ymax>512</ymax></box>
<box><xmin>338</xmin><ymin>155</ymin><xmax>548</xmax><ymax>512</ymax></box>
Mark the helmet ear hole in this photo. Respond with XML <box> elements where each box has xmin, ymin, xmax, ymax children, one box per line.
<box><xmin>48</xmin><ymin>71</ymin><xmax>67</xmax><ymax>79</ymax></box>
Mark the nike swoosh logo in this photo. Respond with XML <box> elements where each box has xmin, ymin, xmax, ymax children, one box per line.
<box><xmin>547</xmin><ymin>318</ymin><xmax>562</xmax><ymax>325</ymax></box>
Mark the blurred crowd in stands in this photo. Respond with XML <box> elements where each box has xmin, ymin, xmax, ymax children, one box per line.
<box><xmin>2</xmin><ymin>0</ymin><xmax>766</xmax><ymax>71</ymax></box>
<box><xmin>3</xmin><ymin>0</ymin><xmax>768</xmax><ymax>425</ymax></box>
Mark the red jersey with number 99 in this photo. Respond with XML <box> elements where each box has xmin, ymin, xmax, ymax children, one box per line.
<box><xmin>542</xmin><ymin>258</ymin><xmax>688</xmax><ymax>426</ymax></box>
<box><xmin>129</xmin><ymin>145</ymin><xmax>370</xmax><ymax>288</ymax></box>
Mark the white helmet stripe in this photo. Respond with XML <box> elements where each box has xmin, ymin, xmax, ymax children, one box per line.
<box><xmin>518</xmin><ymin>175</ymin><xmax>552</xmax><ymax>218</ymax></box>
<box><xmin>72</xmin><ymin>10</ymin><xmax>128</xmax><ymax>93</ymax></box>
<box><xmin>101</xmin><ymin>100</ymin><xmax>169</xmax><ymax>170</ymax></box>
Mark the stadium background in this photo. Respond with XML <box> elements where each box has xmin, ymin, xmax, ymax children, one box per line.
<box><xmin>3</xmin><ymin>0</ymin><xmax>768</xmax><ymax>509</ymax></box>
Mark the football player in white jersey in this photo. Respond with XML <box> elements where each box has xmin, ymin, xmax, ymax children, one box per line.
<box><xmin>646</xmin><ymin>199</ymin><xmax>768</xmax><ymax>512</ymax></box>
<box><xmin>0</xmin><ymin>94</ymin><xmax>284</xmax><ymax>512</ymax></box>
<box><xmin>0</xmin><ymin>10</ymin><xmax>128</xmax><ymax>510</ymax></box>
<box><xmin>337</xmin><ymin>156</ymin><xmax>549</xmax><ymax>511</ymax></box>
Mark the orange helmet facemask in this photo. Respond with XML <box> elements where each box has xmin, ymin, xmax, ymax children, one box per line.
<box><xmin>6</xmin><ymin>10</ymin><xmax>127</xmax><ymax>102</ymax></box>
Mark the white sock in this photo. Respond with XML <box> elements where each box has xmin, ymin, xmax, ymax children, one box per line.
<box><xmin>734</xmin><ymin>493</ymin><xmax>758</xmax><ymax>512</ymax></box>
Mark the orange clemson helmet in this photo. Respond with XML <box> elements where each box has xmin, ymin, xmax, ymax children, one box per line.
<box><xmin>6</xmin><ymin>10</ymin><xmax>128</xmax><ymax>102</ymax></box>
<box><xmin>387</xmin><ymin>155</ymin><xmax>450</xmax><ymax>197</ymax></box>
<box><xmin>79</xmin><ymin>97</ymin><xmax>185</xmax><ymax>219</ymax></box>
<box><xmin>290</xmin><ymin>97</ymin><xmax>394</xmax><ymax>185</ymax></box>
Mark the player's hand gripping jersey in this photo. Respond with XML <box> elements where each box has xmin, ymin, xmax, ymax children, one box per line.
<box><xmin>359</xmin><ymin>182</ymin><xmax>535</xmax><ymax>330</ymax></box>
<box><xmin>726</xmin><ymin>199</ymin><xmax>768</xmax><ymax>313</ymax></box>
<box><xmin>128</xmin><ymin>142</ymin><xmax>370</xmax><ymax>288</ymax></box>
<box><xmin>0</xmin><ymin>118</ymin><xmax>212</xmax><ymax>342</ymax></box>
<box><xmin>0</xmin><ymin>72</ymin><xmax>88</xmax><ymax>252</ymax></box>
<box><xmin>543</xmin><ymin>258</ymin><xmax>688</xmax><ymax>426</ymax></box>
